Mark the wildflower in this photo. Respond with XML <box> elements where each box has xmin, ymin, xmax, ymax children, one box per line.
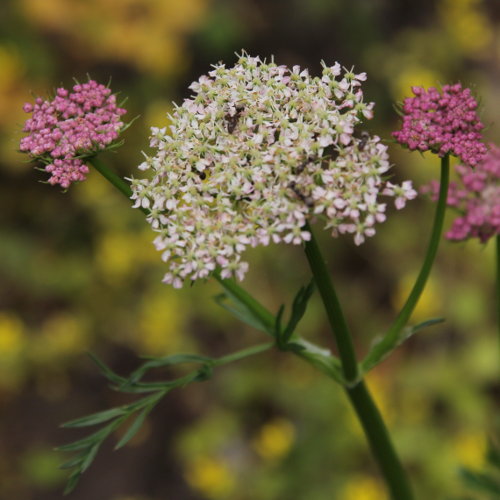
<box><xmin>422</xmin><ymin>144</ymin><xmax>500</xmax><ymax>243</ymax></box>
<box><xmin>252</xmin><ymin>418</ymin><xmax>296</xmax><ymax>461</ymax></box>
<box><xmin>20</xmin><ymin>80</ymin><xmax>127</xmax><ymax>189</ymax></box>
<box><xmin>393</xmin><ymin>83</ymin><xmax>486</xmax><ymax>166</ymax></box>
<box><xmin>184</xmin><ymin>456</ymin><xmax>235</xmax><ymax>498</ymax></box>
<box><xmin>132</xmin><ymin>54</ymin><xmax>416</xmax><ymax>287</ymax></box>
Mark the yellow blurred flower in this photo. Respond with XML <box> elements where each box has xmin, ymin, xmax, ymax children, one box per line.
<box><xmin>0</xmin><ymin>312</ymin><xmax>25</xmax><ymax>357</ymax></box>
<box><xmin>184</xmin><ymin>456</ymin><xmax>235</xmax><ymax>499</ymax></box>
<box><xmin>391</xmin><ymin>67</ymin><xmax>440</xmax><ymax>102</ymax></box>
<box><xmin>75</xmin><ymin>170</ymin><xmax>113</xmax><ymax>208</ymax></box>
<box><xmin>0</xmin><ymin>45</ymin><xmax>24</xmax><ymax>93</ymax></box>
<box><xmin>392</xmin><ymin>273</ymin><xmax>443</xmax><ymax>323</ymax></box>
<box><xmin>252</xmin><ymin>417</ymin><xmax>295</xmax><ymax>461</ymax></box>
<box><xmin>19</xmin><ymin>0</ymin><xmax>210</xmax><ymax>75</ymax></box>
<box><xmin>0</xmin><ymin>44</ymin><xmax>31</xmax><ymax>164</ymax></box>
<box><xmin>366</xmin><ymin>374</ymin><xmax>394</xmax><ymax>424</ymax></box>
<box><xmin>31</xmin><ymin>313</ymin><xmax>88</xmax><ymax>363</ymax></box>
<box><xmin>145</xmin><ymin>100</ymin><xmax>174</xmax><ymax>131</ymax></box>
<box><xmin>94</xmin><ymin>232</ymin><xmax>158</xmax><ymax>285</ymax></box>
<box><xmin>96</xmin><ymin>232</ymin><xmax>136</xmax><ymax>282</ymax></box>
<box><xmin>136</xmin><ymin>288</ymin><xmax>188</xmax><ymax>355</ymax></box>
<box><xmin>339</xmin><ymin>475</ymin><xmax>388</xmax><ymax>500</ymax></box>
<box><xmin>439</xmin><ymin>0</ymin><xmax>493</xmax><ymax>58</ymax></box>
<box><xmin>0</xmin><ymin>312</ymin><xmax>26</xmax><ymax>391</ymax></box>
<box><xmin>452</xmin><ymin>430</ymin><xmax>486</xmax><ymax>469</ymax></box>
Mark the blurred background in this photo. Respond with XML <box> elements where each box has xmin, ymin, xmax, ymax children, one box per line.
<box><xmin>1</xmin><ymin>0</ymin><xmax>499</xmax><ymax>498</ymax></box>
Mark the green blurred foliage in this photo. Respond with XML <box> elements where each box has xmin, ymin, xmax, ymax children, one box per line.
<box><xmin>0</xmin><ymin>0</ymin><xmax>499</xmax><ymax>498</ymax></box>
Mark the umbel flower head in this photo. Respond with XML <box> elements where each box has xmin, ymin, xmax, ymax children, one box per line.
<box><xmin>20</xmin><ymin>79</ymin><xmax>127</xmax><ymax>189</ymax></box>
<box><xmin>131</xmin><ymin>54</ymin><xmax>416</xmax><ymax>288</ymax></box>
<box><xmin>423</xmin><ymin>144</ymin><xmax>500</xmax><ymax>243</ymax></box>
<box><xmin>393</xmin><ymin>84</ymin><xmax>487</xmax><ymax>166</ymax></box>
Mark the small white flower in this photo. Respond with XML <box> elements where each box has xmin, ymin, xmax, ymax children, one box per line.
<box><xmin>132</xmin><ymin>53</ymin><xmax>415</xmax><ymax>287</ymax></box>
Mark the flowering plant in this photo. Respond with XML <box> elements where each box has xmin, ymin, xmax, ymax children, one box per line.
<box><xmin>131</xmin><ymin>56</ymin><xmax>415</xmax><ymax>287</ymax></box>
<box><xmin>422</xmin><ymin>144</ymin><xmax>500</xmax><ymax>243</ymax></box>
<box><xmin>20</xmin><ymin>55</ymin><xmax>499</xmax><ymax>498</ymax></box>
<box><xmin>392</xmin><ymin>83</ymin><xmax>486</xmax><ymax>166</ymax></box>
<box><xmin>20</xmin><ymin>79</ymin><xmax>127</xmax><ymax>189</ymax></box>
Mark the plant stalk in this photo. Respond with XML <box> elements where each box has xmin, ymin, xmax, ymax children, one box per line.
<box><xmin>303</xmin><ymin>223</ymin><xmax>414</xmax><ymax>500</ymax></box>
<box><xmin>362</xmin><ymin>155</ymin><xmax>450</xmax><ymax>371</ymax></box>
<box><xmin>91</xmin><ymin>158</ymin><xmax>414</xmax><ymax>499</ymax></box>
<box><xmin>346</xmin><ymin>381</ymin><xmax>414</xmax><ymax>499</ymax></box>
<box><xmin>303</xmin><ymin>222</ymin><xmax>358</xmax><ymax>383</ymax></box>
<box><xmin>89</xmin><ymin>157</ymin><xmax>133</xmax><ymax>198</ymax></box>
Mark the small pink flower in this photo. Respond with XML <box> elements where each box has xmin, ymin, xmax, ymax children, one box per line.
<box><xmin>422</xmin><ymin>144</ymin><xmax>500</xmax><ymax>243</ymax></box>
<box><xmin>20</xmin><ymin>79</ymin><xmax>127</xmax><ymax>189</ymax></box>
<box><xmin>393</xmin><ymin>84</ymin><xmax>486</xmax><ymax>166</ymax></box>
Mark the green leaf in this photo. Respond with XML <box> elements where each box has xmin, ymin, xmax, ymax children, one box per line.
<box><xmin>361</xmin><ymin>318</ymin><xmax>445</xmax><ymax>373</ymax></box>
<box><xmin>59</xmin><ymin>392</ymin><xmax>169</xmax><ymax>492</ymax></box>
<box><xmin>79</xmin><ymin>444</ymin><xmax>100</xmax><ymax>474</ymax></box>
<box><xmin>274</xmin><ymin>304</ymin><xmax>285</xmax><ymax>342</ymax></box>
<box><xmin>487</xmin><ymin>440</ymin><xmax>500</xmax><ymax>469</ymax></box>
<box><xmin>112</xmin><ymin>382</ymin><xmax>175</xmax><ymax>393</ymax></box>
<box><xmin>214</xmin><ymin>276</ymin><xmax>275</xmax><ymax>336</ymax></box>
<box><xmin>282</xmin><ymin>280</ymin><xmax>315</xmax><ymax>343</ymax></box>
<box><xmin>121</xmin><ymin>114</ymin><xmax>140</xmax><ymax>132</ymax></box>
<box><xmin>214</xmin><ymin>342</ymin><xmax>273</xmax><ymax>366</ymax></box>
<box><xmin>459</xmin><ymin>467</ymin><xmax>500</xmax><ymax>495</ymax></box>
<box><xmin>115</xmin><ymin>406</ymin><xmax>152</xmax><ymax>450</ymax></box>
<box><xmin>56</xmin><ymin>424</ymin><xmax>115</xmax><ymax>452</ymax></box>
<box><xmin>59</xmin><ymin>453</ymin><xmax>86</xmax><ymax>470</ymax></box>
<box><xmin>63</xmin><ymin>470</ymin><xmax>82</xmax><ymax>495</ymax></box>
<box><xmin>405</xmin><ymin>318</ymin><xmax>445</xmax><ymax>336</ymax></box>
<box><xmin>288</xmin><ymin>338</ymin><xmax>344</xmax><ymax>384</ymax></box>
<box><xmin>128</xmin><ymin>353</ymin><xmax>213</xmax><ymax>384</ymax></box>
<box><xmin>87</xmin><ymin>352</ymin><xmax>127</xmax><ymax>385</ymax></box>
<box><xmin>61</xmin><ymin>407</ymin><xmax>127</xmax><ymax>428</ymax></box>
<box><xmin>214</xmin><ymin>292</ymin><xmax>272</xmax><ymax>334</ymax></box>
<box><xmin>130</xmin><ymin>390</ymin><xmax>168</xmax><ymax>409</ymax></box>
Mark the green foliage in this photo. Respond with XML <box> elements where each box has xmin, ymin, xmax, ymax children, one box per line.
<box><xmin>454</xmin><ymin>440</ymin><xmax>500</xmax><ymax>500</ymax></box>
<box><xmin>276</xmin><ymin>280</ymin><xmax>315</xmax><ymax>348</ymax></box>
<box><xmin>214</xmin><ymin>291</ymin><xmax>272</xmax><ymax>334</ymax></box>
<box><xmin>361</xmin><ymin>317</ymin><xmax>445</xmax><ymax>373</ymax></box>
<box><xmin>58</xmin><ymin>343</ymin><xmax>274</xmax><ymax>493</ymax></box>
<box><xmin>215</xmin><ymin>277</ymin><xmax>344</xmax><ymax>384</ymax></box>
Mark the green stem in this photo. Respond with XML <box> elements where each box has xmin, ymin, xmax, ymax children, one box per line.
<box><xmin>85</xmin><ymin>161</ymin><xmax>341</xmax><ymax>379</ymax></box>
<box><xmin>214</xmin><ymin>342</ymin><xmax>274</xmax><ymax>366</ymax></box>
<box><xmin>362</xmin><ymin>155</ymin><xmax>450</xmax><ymax>372</ymax></box>
<box><xmin>90</xmin><ymin>158</ymin><xmax>414</xmax><ymax>498</ymax></box>
<box><xmin>303</xmin><ymin>223</ymin><xmax>414</xmax><ymax>500</ymax></box>
<box><xmin>88</xmin><ymin>157</ymin><xmax>151</xmax><ymax>217</ymax></box>
<box><xmin>303</xmin><ymin>222</ymin><xmax>359</xmax><ymax>383</ymax></box>
<box><xmin>346</xmin><ymin>381</ymin><xmax>414</xmax><ymax>500</ymax></box>
<box><xmin>89</xmin><ymin>157</ymin><xmax>133</xmax><ymax>198</ymax></box>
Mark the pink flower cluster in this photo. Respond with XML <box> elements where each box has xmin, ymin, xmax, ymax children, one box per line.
<box><xmin>423</xmin><ymin>145</ymin><xmax>500</xmax><ymax>243</ymax></box>
<box><xmin>393</xmin><ymin>84</ymin><xmax>486</xmax><ymax>166</ymax></box>
<box><xmin>20</xmin><ymin>80</ymin><xmax>127</xmax><ymax>189</ymax></box>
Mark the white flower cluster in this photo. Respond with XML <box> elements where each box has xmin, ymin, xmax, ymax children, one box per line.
<box><xmin>131</xmin><ymin>54</ymin><xmax>416</xmax><ymax>288</ymax></box>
